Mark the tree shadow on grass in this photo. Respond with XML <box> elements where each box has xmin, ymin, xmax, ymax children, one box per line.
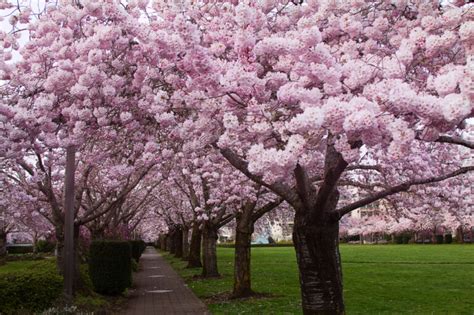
<box><xmin>203</xmin><ymin>291</ymin><xmax>280</xmax><ymax>304</ymax></box>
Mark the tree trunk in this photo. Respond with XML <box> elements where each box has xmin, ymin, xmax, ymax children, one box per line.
<box><xmin>169</xmin><ymin>230</ymin><xmax>176</xmax><ymax>254</ymax></box>
<box><xmin>174</xmin><ymin>226</ymin><xmax>183</xmax><ymax>258</ymax></box>
<box><xmin>56</xmin><ymin>226</ymin><xmax>65</xmax><ymax>275</ymax></box>
<box><xmin>293</xmin><ymin>211</ymin><xmax>345</xmax><ymax>314</ymax></box>
<box><xmin>232</xmin><ymin>211</ymin><xmax>254</xmax><ymax>298</ymax></box>
<box><xmin>160</xmin><ymin>234</ymin><xmax>166</xmax><ymax>250</ymax></box>
<box><xmin>165</xmin><ymin>234</ymin><xmax>171</xmax><ymax>251</ymax></box>
<box><xmin>0</xmin><ymin>231</ymin><xmax>6</xmax><ymax>265</ymax></box>
<box><xmin>73</xmin><ymin>224</ymin><xmax>83</xmax><ymax>291</ymax></box>
<box><xmin>182</xmin><ymin>227</ymin><xmax>189</xmax><ymax>260</ymax></box>
<box><xmin>202</xmin><ymin>223</ymin><xmax>219</xmax><ymax>277</ymax></box>
<box><xmin>456</xmin><ymin>226</ymin><xmax>464</xmax><ymax>244</ymax></box>
<box><xmin>55</xmin><ymin>224</ymin><xmax>82</xmax><ymax>290</ymax></box>
<box><xmin>187</xmin><ymin>223</ymin><xmax>202</xmax><ymax>268</ymax></box>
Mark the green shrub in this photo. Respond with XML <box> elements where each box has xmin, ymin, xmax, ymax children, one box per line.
<box><xmin>5</xmin><ymin>253</ymin><xmax>45</xmax><ymax>261</ymax></box>
<box><xmin>445</xmin><ymin>234</ymin><xmax>453</xmax><ymax>244</ymax></box>
<box><xmin>7</xmin><ymin>244</ymin><xmax>34</xmax><ymax>254</ymax></box>
<box><xmin>0</xmin><ymin>260</ymin><xmax>62</xmax><ymax>313</ymax></box>
<box><xmin>139</xmin><ymin>240</ymin><xmax>146</xmax><ymax>254</ymax></box>
<box><xmin>36</xmin><ymin>240</ymin><xmax>56</xmax><ymax>253</ymax></box>
<box><xmin>129</xmin><ymin>240</ymin><xmax>145</xmax><ymax>262</ymax></box>
<box><xmin>217</xmin><ymin>243</ymin><xmax>294</xmax><ymax>248</ymax></box>
<box><xmin>131</xmin><ymin>258</ymin><xmax>139</xmax><ymax>272</ymax></box>
<box><xmin>436</xmin><ymin>235</ymin><xmax>444</xmax><ymax>244</ymax></box>
<box><xmin>402</xmin><ymin>235</ymin><xmax>410</xmax><ymax>244</ymax></box>
<box><xmin>89</xmin><ymin>240</ymin><xmax>132</xmax><ymax>295</ymax></box>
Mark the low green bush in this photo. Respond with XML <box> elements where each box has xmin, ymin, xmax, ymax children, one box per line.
<box><xmin>36</xmin><ymin>240</ymin><xmax>56</xmax><ymax>253</ymax></box>
<box><xmin>89</xmin><ymin>240</ymin><xmax>132</xmax><ymax>295</ymax></box>
<box><xmin>5</xmin><ymin>253</ymin><xmax>46</xmax><ymax>261</ymax></box>
<box><xmin>139</xmin><ymin>240</ymin><xmax>146</xmax><ymax>254</ymax></box>
<box><xmin>436</xmin><ymin>235</ymin><xmax>444</xmax><ymax>244</ymax></box>
<box><xmin>0</xmin><ymin>260</ymin><xmax>62</xmax><ymax>313</ymax></box>
<box><xmin>7</xmin><ymin>244</ymin><xmax>34</xmax><ymax>254</ymax></box>
<box><xmin>129</xmin><ymin>240</ymin><xmax>145</xmax><ymax>262</ymax></box>
<box><xmin>402</xmin><ymin>235</ymin><xmax>410</xmax><ymax>244</ymax></box>
<box><xmin>217</xmin><ymin>243</ymin><xmax>294</xmax><ymax>248</ymax></box>
<box><xmin>445</xmin><ymin>234</ymin><xmax>453</xmax><ymax>244</ymax></box>
<box><xmin>131</xmin><ymin>258</ymin><xmax>139</xmax><ymax>272</ymax></box>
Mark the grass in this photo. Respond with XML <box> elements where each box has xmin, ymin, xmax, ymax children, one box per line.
<box><xmin>0</xmin><ymin>258</ymin><xmax>56</xmax><ymax>274</ymax></box>
<box><xmin>162</xmin><ymin>244</ymin><xmax>474</xmax><ymax>314</ymax></box>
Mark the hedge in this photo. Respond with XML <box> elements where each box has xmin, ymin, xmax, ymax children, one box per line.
<box><xmin>436</xmin><ymin>235</ymin><xmax>444</xmax><ymax>244</ymax></box>
<box><xmin>7</xmin><ymin>244</ymin><xmax>34</xmax><ymax>254</ymax></box>
<box><xmin>36</xmin><ymin>240</ymin><xmax>56</xmax><ymax>253</ymax></box>
<box><xmin>218</xmin><ymin>243</ymin><xmax>294</xmax><ymax>248</ymax></box>
<box><xmin>89</xmin><ymin>240</ymin><xmax>132</xmax><ymax>295</ymax></box>
<box><xmin>0</xmin><ymin>260</ymin><xmax>62</xmax><ymax>313</ymax></box>
<box><xmin>129</xmin><ymin>240</ymin><xmax>146</xmax><ymax>262</ymax></box>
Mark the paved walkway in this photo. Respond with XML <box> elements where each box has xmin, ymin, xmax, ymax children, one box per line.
<box><xmin>124</xmin><ymin>247</ymin><xmax>209</xmax><ymax>315</ymax></box>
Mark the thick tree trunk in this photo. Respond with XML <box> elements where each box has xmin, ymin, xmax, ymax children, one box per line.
<box><xmin>202</xmin><ymin>223</ymin><xmax>219</xmax><ymax>277</ymax></box>
<box><xmin>174</xmin><ymin>226</ymin><xmax>183</xmax><ymax>258</ymax></box>
<box><xmin>182</xmin><ymin>227</ymin><xmax>189</xmax><ymax>260</ymax></box>
<box><xmin>187</xmin><ymin>223</ymin><xmax>202</xmax><ymax>268</ymax></box>
<box><xmin>293</xmin><ymin>211</ymin><xmax>345</xmax><ymax>314</ymax></box>
<box><xmin>232</xmin><ymin>211</ymin><xmax>254</xmax><ymax>298</ymax></box>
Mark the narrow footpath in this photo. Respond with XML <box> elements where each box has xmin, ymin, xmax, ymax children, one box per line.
<box><xmin>124</xmin><ymin>247</ymin><xmax>209</xmax><ymax>315</ymax></box>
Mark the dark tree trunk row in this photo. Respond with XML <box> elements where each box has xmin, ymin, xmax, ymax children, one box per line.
<box><xmin>201</xmin><ymin>222</ymin><xmax>219</xmax><ymax>277</ymax></box>
<box><xmin>0</xmin><ymin>231</ymin><xmax>7</xmax><ymax>264</ymax></box>
<box><xmin>182</xmin><ymin>227</ymin><xmax>189</xmax><ymax>260</ymax></box>
<box><xmin>174</xmin><ymin>226</ymin><xmax>184</xmax><ymax>258</ymax></box>
<box><xmin>187</xmin><ymin>222</ymin><xmax>202</xmax><ymax>268</ymax></box>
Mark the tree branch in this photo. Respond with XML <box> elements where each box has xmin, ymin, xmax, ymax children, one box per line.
<box><xmin>251</xmin><ymin>198</ymin><xmax>284</xmax><ymax>223</ymax></box>
<box><xmin>334</xmin><ymin>166</ymin><xmax>474</xmax><ymax>220</ymax></box>
<box><xmin>434</xmin><ymin>135</ymin><xmax>474</xmax><ymax>149</ymax></box>
<box><xmin>219</xmin><ymin>147</ymin><xmax>301</xmax><ymax>207</ymax></box>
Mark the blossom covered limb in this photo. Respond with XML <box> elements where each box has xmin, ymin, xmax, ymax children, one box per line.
<box><xmin>335</xmin><ymin>166</ymin><xmax>474</xmax><ymax>220</ymax></box>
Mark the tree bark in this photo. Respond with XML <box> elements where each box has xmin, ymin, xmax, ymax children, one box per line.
<box><xmin>160</xmin><ymin>234</ymin><xmax>167</xmax><ymax>250</ymax></box>
<box><xmin>0</xmin><ymin>231</ymin><xmax>6</xmax><ymax>264</ymax></box>
<box><xmin>456</xmin><ymin>226</ymin><xmax>464</xmax><ymax>243</ymax></box>
<box><xmin>182</xmin><ymin>227</ymin><xmax>189</xmax><ymax>260</ymax></box>
<box><xmin>202</xmin><ymin>222</ymin><xmax>219</xmax><ymax>277</ymax></box>
<box><xmin>169</xmin><ymin>230</ymin><xmax>176</xmax><ymax>255</ymax></box>
<box><xmin>174</xmin><ymin>226</ymin><xmax>183</xmax><ymax>258</ymax></box>
<box><xmin>187</xmin><ymin>223</ymin><xmax>202</xmax><ymax>268</ymax></box>
<box><xmin>56</xmin><ymin>224</ymin><xmax>82</xmax><ymax>290</ymax></box>
<box><xmin>232</xmin><ymin>209</ymin><xmax>254</xmax><ymax>298</ymax></box>
<box><xmin>56</xmin><ymin>226</ymin><xmax>65</xmax><ymax>274</ymax></box>
<box><xmin>293</xmin><ymin>211</ymin><xmax>345</xmax><ymax>315</ymax></box>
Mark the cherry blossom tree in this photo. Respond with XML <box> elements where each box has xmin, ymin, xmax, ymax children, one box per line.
<box><xmin>158</xmin><ymin>1</ymin><xmax>473</xmax><ymax>312</ymax></box>
<box><xmin>0</xmin><ymin>0</ymin><xmax>472</xmax><ymax>312</ymax></box>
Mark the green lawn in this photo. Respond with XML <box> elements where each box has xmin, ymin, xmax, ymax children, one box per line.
<box><xmin>162</xmin><ymin>244</ymin><xmax>474</xmax><ymax>314</ymax></box>
<box><xmin>0</xmin><ymin>258</ymin><xmax>56</xmax><ymax>274</ymax></box>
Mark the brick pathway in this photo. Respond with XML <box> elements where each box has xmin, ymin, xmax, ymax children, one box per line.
<box><xmin>124</xmin><ymin>247</ymin><xmax>209</xmax><ymax>315</ymax></box>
